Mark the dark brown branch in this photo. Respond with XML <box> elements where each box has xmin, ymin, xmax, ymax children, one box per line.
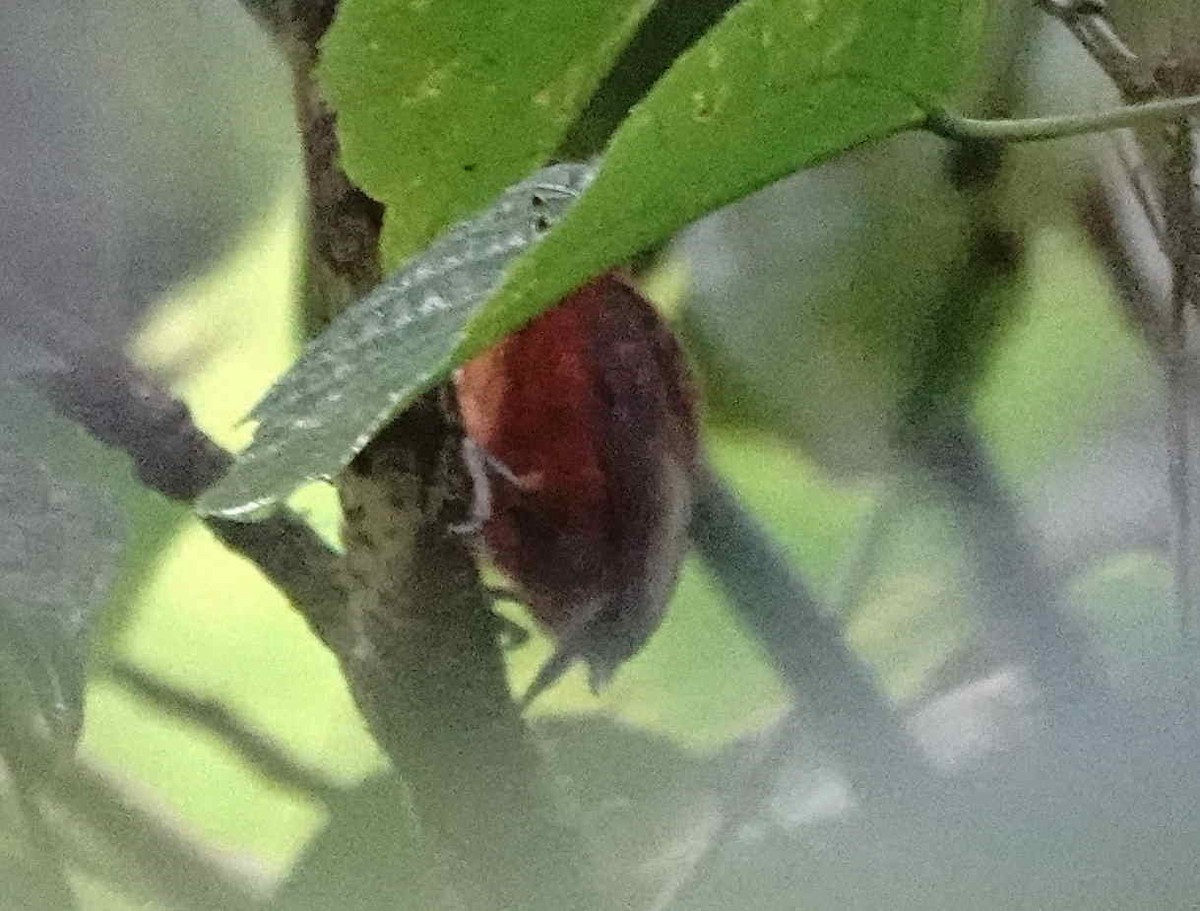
<box><xmin>290</xmin><ymin>73</ymin><xmax>385</xmax><ymax>335</ymax></box>
<box><xmin>236</xmin><ymin>1</ymin><xmax>340</xmax><ymax>65</ymax></box>
<box><xmin>336</xmin><ymin>403</ymin><xmax>598</xmax><ymax>911</ymax></box>
<box><xmin>34</xmin><ymin>350</ymin><xmax>348</xmax><ymax>651</ymax></box>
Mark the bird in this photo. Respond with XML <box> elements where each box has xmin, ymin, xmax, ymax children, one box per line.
<box><xmin>454</xmin><ymin>270</ymin><xmax>699</xmax><ymax>704</ymax></box>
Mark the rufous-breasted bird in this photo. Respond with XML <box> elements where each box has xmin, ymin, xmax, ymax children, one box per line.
<box><xmin>455</xmin><ymin>271</ymin><xmax>699</xmax><ymax>703</ymax></box>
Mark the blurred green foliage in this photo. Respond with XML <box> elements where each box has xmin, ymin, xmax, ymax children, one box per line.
<box><xmin>4</xmin><ymin>0</ymin><xmax>1194</xmax><ymax>908</ymax></box>
<box><xmin>76</xmin><ymin>177</ymin><xmax>1165</xmax><ymax>901</ymax></box>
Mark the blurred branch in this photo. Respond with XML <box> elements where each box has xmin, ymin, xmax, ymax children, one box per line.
<box><xmin>34</xmin><ymin>350</ymin><xmax>348</xmax><ymax>652</ymax></box>
<box><xmin>108</xmin><ymin>661</ymin><xmax>341</xmax><ymax>805</ymax></box>
<box><xmin>1079</xmin><ymin>164</ymin><xmax>1172</xmax><ymax>355</ymax></box>
<box><xmin>3</xmin><ymin>720</ymin><xmax>262</xmax><ymax>911</ymax></box>
<box><xmin>1057</xmin><ymin>3</ymin><xmax>1200</xmax><ymax>642</ymax></box>
<box><xmin>1034</xmin><ymin>0</ymin><xmax>1157</xmax><ymax>102</ymax></box>
<box><xmin>909</xmin><ymin>415</ymin><xmax>1108</xmax><ymax>721</ymax></box>
<box><xmin>831</xmin><ymin>486</ymin><xmax>903</xmax><ymax>616</ymax></box>
<box><xmin>6</xmin><ymin>777</ymin><xmax>77</xmax><ymax>910</ymax></box>
<box><xmin>1111</xmin><ymin>130</ymin><xmax>1168</xmax><ymax>242</ymax></box>
<box><xmin>690</xmin><ymin>467</ymin><xmax>929</xmax><ymax>801</ymax></box>
<box><xmin>1159</xmin><ymin>58</ymin><xmax>1200</xmax><ymax>639</ymax></box>
<box><xmin>905</xmin><ymin>123</ymin><xmax>1110</xmax><ymax>727</ymax></box>
<box><xmin>236</xmin><ymin>0</ymin><xmax>338</xmax><ymax>65</ymax></box>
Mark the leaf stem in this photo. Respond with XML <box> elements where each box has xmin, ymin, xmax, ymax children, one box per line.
<box><xmin>925</xmin><ymin>94</ymin><xmax>1200</xmax><ymax>144</ymax></box>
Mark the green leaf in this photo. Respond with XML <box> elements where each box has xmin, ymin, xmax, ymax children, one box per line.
<box><xmin>196</xmin><ymin>164</ymin><xmax>594</xmax><ymax>518</ymax></box>
<box><xmin>462</xmin><ymin>0</ymin><xmax>987</xmax><ymax>354</ymax></box>
<box><xmin>202</xmin><ymin>0</ymin><xmax>984</xmax><ymax>518</ymax></box>
<box><xmin>0</xmin><ymin>444</ymin><xmax>122</xmax><ymax>742</ymax></box>
<box><xmin>319</xmin><ymin>0</ymin><xmax>653</xmax><ymax>266</ymax></box>
<box><xmin>554</xmin><ymin>0</ymin><xmax>742</xmax><ymax>161</ymax></box>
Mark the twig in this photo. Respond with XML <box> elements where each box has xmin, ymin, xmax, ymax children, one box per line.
<box><xmin>690</xmin><ymin>467</ymin><xmax>929</xmax><ymax>801</ymax></box>
<box><xmin>108</xmin><ymin>661</ymin><xmax>342</xmax><ymax>805</ymax></box>
<box><xmin>1034</xmin><ymin>0</ymin><xmax>1157</xmax><ymax>102</ymax></box>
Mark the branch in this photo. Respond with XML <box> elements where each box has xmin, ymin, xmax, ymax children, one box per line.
<box><xmin>1159</xmin><ymin>62</ymin><xmax>1200</xmax><ymax>641</ymax></box>
<box><xmin>236</xmin><ymin>1</ymin><xmax>339</xmax><ymax>65</ymax></box>
<box><xmin>907</xmin><ymin>415</ymin><xmax>1109</xmax><ymax>725</ymax></box>
<box><xmin>650</xmin><ymin>710</ymin><xmax>804</xmax><ymax>911</ymax></box>
<box><xmin>6</xmin><ymin>775</ymin><xmax>77</xmax><ymax>910</ymax></box>
<box><xmin>1110</xmin><ymin>129</ymin><xmax>1168</xmax><ymax>243</ymax></box>
<box><xmin>33</xmin><ymin>350</ymin><xmax>348</xmax><ymax>652</ymax></box>
<box><xmin>334</xmin><ymin>399</ymin><xmax>599</xmax><ymax>911</ymax></box>
<box><xmin>33</xmin><ymin>342</ymin><xmax>595</xmax><ymax>908</ymax></box>
<box><xmin>1078</xmin><ymin>173</ymin><xmax>1172</xmax><ymax>359</ymax></box>
<box><xmin>690</xmin><ymin>467</ymin><xmax>929</xmax><ymax>801</ymax></box>
<box><xmin>1034</xmin><ymin>0</ymin><xmax>1158</xmax><ymax>102</ymax></box>
<box><xmin>902</xmin><ymin>126</ymin><xmax>1110</xmax><ymax>728</ymax></box>
<box><xmin>268</xmin><ymin>7</ymin><xmax>601</xmax><ymax>909</ymax></box>
<box><xmin>108</xmin><ymin>661</ymin><xmax>341</xmax><ymax>804</ymax></box>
